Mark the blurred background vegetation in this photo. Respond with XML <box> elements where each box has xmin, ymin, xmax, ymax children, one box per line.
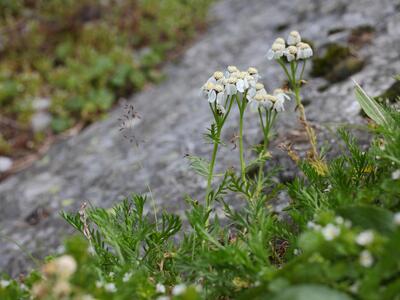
<box><xmin>0</xmin><ymin>0</ymin><xmax>212</xmax><ymax>161</ymax></box>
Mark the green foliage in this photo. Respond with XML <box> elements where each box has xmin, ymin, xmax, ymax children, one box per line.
<box><xmin>2</xmin><ymin>71</ymin><xmax>400</xmax><ymax>299</ymax></box>
<box><xmin>0</xmin><ymin>0</ymin><xmax>213</xmax><ymax>152</ymax></box>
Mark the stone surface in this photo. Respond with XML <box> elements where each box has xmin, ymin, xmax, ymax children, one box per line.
<box><xmin>1</xmin><ymin>0</ymin><xmax>400</xmax><ymax>276</ymax></box>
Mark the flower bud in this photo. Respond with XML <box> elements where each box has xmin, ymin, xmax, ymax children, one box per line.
<box><xmin>287</xmin><ymin>30</ymin><xmax>301</xmax><ymax>45</ymax></box>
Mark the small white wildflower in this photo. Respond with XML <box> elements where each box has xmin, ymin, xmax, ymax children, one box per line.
<box><xmin>344</xmin><ymin>220</ymin><xmax>352</xmax><ymax>228</ymax></box>
<box><xmin>225</xmin><ymin>76</ymin><xmax>238</xmax><ymax>96</ymax></box>
<box><xmin>349</xmin><ymin>282</ymin><xmax>359</xmax><ymax>294</ymax></box>
<box><xmin>359</xmin><ymin>250</ymin><xmax>374</xmax><ymax>267</ymax></box>
<box><xmin>202</xmin><ymin>81</ymin><xmax>226</xmax><ymax>104</ymax></box>
<box><xmin>95</xmin><ymin>281</ymin><xmax>104</xmax><ymax>288</ymax></box>
<box><xmin>266</xmin><ymin>94</ymin><xmax>284</xmax><ymax>112</ymax></box>
<box><xmin>293</xmin><ymin>248</ymin><xmax>301</xmax><ymax>256</ymax></box>
<box><xmin>0</xmin><ymin>280</ymin><xmax>10</xmax><ymax>288</ymax></box>
<box><xmin>287</xmin><ymin>30</ymin><xmax>301</xmax><ymax>45</ymax></box>
<box><xmin>392</xmin><ymin>169</ymin><xmax>400</xmax><ymax>180</ymax></box>
<box><xmin>321</xmin><ymin>223</ymin><xmax>340</xmax><ymax>241</ymax></box>
<box><xmin>156</xmin><ymin>283</ymin><xmax>166</xmax><ymax>293</ymax></box>
<box><xmin>54</xmin><ymin>255</ymin><xmax>77</xmax><ymax>279</ymax></box>
<box><xmin>356</xmin><ymin>230</ymin><xmax>374</xmax><ymax>246</ymax></box>
<box><xmin>172</xmin><ymin>283</ymin><xmax>187</xmax><ymax>296</ymax></box>
<box><xmin>284</xmin><ymin>45</ymin><xmax>298</xmax><ymax>62</ymax></box>
<box><xmin>307</xmin><ymin>221</ymin><xmax>316</xmax><ymax>229</ymax></box>
<box><xmin>122</xmin><ymin>272</ymin><xmax>132</xmax><ymax>283</ymax></box>
<box><xmin>273</xmin><ymin>88</ymin><xmax>290</xmax><ymax>103</ymax></box>
<box><xmin>247</xmin><ymin>67</ymin><xmax>260</xmax><ymax>80</ymax></box>
<box><xmin>394</xmin><ymin>212</ymin><xmax>400</xmax><ymax>225</ymax></box>
<box><xmin>213</xmin><ymin>71</ymin><xmax>224</xmax><ymax>80</ymax></box>
<box><xmin>227</xmin><ymin>65</ymin><xmax>239</xmax><ymax>73</ymax></box>
<box><xmin>87</xmin><ymin>245</ymin><xmax>95</xmax><ymax>255</ymax></box>
<box><xmin>267</xmin><ymin>41</ymin><xmax>286</xmax><ymax>60</ymax></box>
<box><xmin>104</xmin><ymin>282</ymin><xmax>117</xmax><ymax>293</ymax></box>
<box><xmin>109</xmin><ymin>272</ymin><xmax>115</xmax><ymax>278</ymax></box>
<box><xmin>297</xmin><ymin>42</ymin><xmax>313</xmax><ymax>59</ymax></box>
<box><xmin>335</xmin><ymin>216</ymin><xmax>344</xmax><ymax>225</ymax></box>
<box><xmin>20</xmin><ymin>283</ymin><xmax>28</xmax><ymax>291</ymax></box>
<box><xmin>323</xmin><ymin>184</ymin><xmax>332</xmax><ymax>192</ymax></box>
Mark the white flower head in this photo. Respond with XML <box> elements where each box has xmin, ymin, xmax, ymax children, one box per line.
<box><xmin>394</xmin><ymin>212</ymin><xmax>400</xmax><ymax>225</ymax></box>
<box><xmin>53</xmin><ymin>255</ymin><xmax>77</xmax><ymax>279</ymax></box>
<box><xmin>297</xmin><ymin>42</ymin><xmax>313</xmax><ymax>59</ymax></box>
<box><xmin>321</xmin><ymin>223</ymin><xmax>340</xmax><ymax>241</ymax></box>
<box><xmin>213</xmin><ymin>71</ymin><xmax>224</xmax><ymax>80</ymax></box>
<box><xmin>0</xmin><ymin>280</ymin><xmax>10</xmax><ymax>288</ymax></box>
<box><xmin>287</xmin><ymin>30</ymin><xmax>301</xmax><ymax>45</ymax></box>
<box><xmin>335</xmin><ymin>216</ymin><xmax>344</xmax><ymax>225</ymax></box>
<box><xmin>227</xmin><ymin>65</ymin><xmax>239</xmax><ymax>73</ymax></box>
<box><xmin>284</xmin><ymin>45</ymin><xmax>298</xmax><ymax>62</ymax></box>
<box><xmin>104</xmin><ymin>282</ymin><xmax>117</xmax><ymax>293</ymax></box>
<box><xmin>247</xmin><ymin>67</ymin><xmax>260</xmax><ymax>80</ymax></box>
<box><xmin>344</xmin><ymin>220</ymin><xmax>352</xmax><ymax>228</ymax></box>
<box><xmin>392</xmin><ymin>169</ymin><xmax>400</xmax><ymax>180</ymax></box>
<box><xmin>274</xmin><ymin>37</ymin><xmax>285</xmax><ymax>45</ymax></box>
<box><xmin>122</xmin><ymin>272</ymin><xmax>132</xmax><ymax>282</ymax></box>
<box><xmin>156</xmin><ymin>283</ymin><xmax>166</xmax><ymax>293</ymax></box>
<box><xmin>359</xmin><ymin>250</ymin><xmax>374</xmax><ymax>267</ymax></box>
<box><xmin>172</xmin><ymin>283</ymin><xmax>187</xmax><ymax>296</ymax></box>
<box><xmin>267</xmin><ymin>41</ymin><xmax>285</xmax><ymax>60</ymax></box>
<box><xmin>202</xmin><ymin>81</ymin><xmax>226</xmax><ymax>104</ymax></box>
<box><xmin>273</xmin><ymin>88</ymin><xmax>290</xmax><ymax>103</ymax></box>
<box><xmin>356</xmin><ymin>230</ymin><xmax>374</xmax><ymax>246</ymax></box>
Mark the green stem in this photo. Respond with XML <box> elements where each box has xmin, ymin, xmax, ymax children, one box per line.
<box><xmin>299</xmin><ymin>60</ymin><xmax>306</xmax><ymax>82</ymax></box>
<box><xmin>239</xmin><ymin>106</ymin><xmax>247</xmax><ymax>184</ymax></box>
<box><xmin>254</xmin><ymin>109</ymin><xmax>276</xmax><ymax>199</ymax></box>
<box><xmin>205</xmin><ymin>131</ymin><xmax>220</xmax><ymax>211</ymax></box>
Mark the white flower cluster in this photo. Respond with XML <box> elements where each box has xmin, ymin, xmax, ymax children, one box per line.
<box><xmin>307</xmin><ymin>216</ymin><xmax>351</xmax><ymax>242</ymax></box>
<box><xmin>267</xmin><ymin>31</ymin><xmax>313</xmax><ymax>61</ymax></box>
<box><xmin>202</xmin><ymin>66</ymin><xmax>258</xmax><ymax>105</ymax></box>
<box><xmin>248</xmin><ymin>85</ymin><xmax>290</xmax><ymax>112</ymax></box>
<box><xmin>359</xmin><ymin>250</ymin><xmax>374</xmax><ymax>268</ymax></box>
<box><xmin>356</xmin><ymin>230</ymin><xmax>374</xmax><ymax>246</ymax></box>
<box><xmin>202</xmin><ymin>66</ymin><xmax>291</xmax><ymax>112</ymax></box>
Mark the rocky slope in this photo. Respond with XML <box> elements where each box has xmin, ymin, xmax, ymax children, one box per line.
<box><xmin>1</xmin><ymin>0</ymin><xmax>399</xmax><ymax>276</ymax></box>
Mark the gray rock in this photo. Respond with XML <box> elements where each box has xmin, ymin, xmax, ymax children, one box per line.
<box><xmin>1</xmin><ymin>0</ymin><xmax>399</xmax><ymax>276</ymax></box>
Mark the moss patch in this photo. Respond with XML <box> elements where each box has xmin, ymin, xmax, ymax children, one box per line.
<box><xmin>348</xmin><ymin>25</ymin><xmax>375</xmax><ymax>48</ymax></box>
<box><xmin>375</xmin><ymin>80</ymin><xmax>400</xmax><ymax>103</ymax></box>
<box><xmin>311</xmin><ymin>43</ymin><xmax>365</xmax><ymax>83</ymax></box>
